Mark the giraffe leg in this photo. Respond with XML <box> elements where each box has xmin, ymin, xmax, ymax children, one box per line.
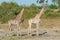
<box><xmin>29</xmin><ymin>23</ymin><xmax>32</xmax><ymax>36</ymax></box>
<box><xmin>17</xmin><ymin>24</ymin><xmax>19</xmax><ymax>30</ymax></box>
<box><xmin>18</xmin><ymin>24</ymin><xmax>21</xmax><ymax>36</ymax></box>
<box><xmin>36</xmin><ymin>23</ymin><xmax>39</xmax><ymax>36</ymax></box>
<box><xmin>28</xmin><ymin>22</ymin><xmax>32</xmax><ymax>36</ymax></box>
<box><xmin>16</xmin><ymin>24</ymin><xmax>19</xmax><ymax>36</ymax></box>
<box><xmin>9</xmin><ymin>23</ymin><xmax>11</xmax><ymax>31</ymax></box>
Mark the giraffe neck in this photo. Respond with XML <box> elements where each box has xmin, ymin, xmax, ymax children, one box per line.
<box><xmin>34</xmin><ymin>7</ymin><xmax>45</xmax><ymax>19</ymax></box>
<box><xmin>16</xmin><ymin>8</ymin><xmax>24</xmax><ymax>20</ymax></box>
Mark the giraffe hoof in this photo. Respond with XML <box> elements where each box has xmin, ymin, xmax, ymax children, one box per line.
<box><xmin>12</xmin><ymin>34</ymin><xmax>17</xmax><ymax>36</ymax></box>
<box><xmin>32</xmin><ymin>34</ymin><xmax>36</xmax><ymax>36</ymax></box>
<box><xmin>29</xmin><ymin>33</ymin><xmax>31</xmax><ymax>34</ymax></box>
<box><xmin>21</xmin><ymin>34</ymin><xmax>27</xmax><ymax>36</ymax></box>
<box><xmin>39</xmin><ymin>32</ymin><xmax>47</xmax><ymax>35</ymax></box>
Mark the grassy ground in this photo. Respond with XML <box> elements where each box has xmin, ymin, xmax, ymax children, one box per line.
<box><xmin>0</xmin><ymin>18</ymin><xmax>60</xmax><ymax>40</ymax></box>
<box><xmin>0</xmin><ymin>35</ymin><xmax>60</xmax><ymax>40</ymax></box>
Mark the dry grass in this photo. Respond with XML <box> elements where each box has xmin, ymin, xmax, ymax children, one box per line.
<box><xmin>0</xmin><ymin>18</ymin><xmax>60</xmax><ymax>40</ymax></box>
<box><xmin>0</xmin><ymin>18</ymin><xmax>60</xmax><ymax>29</ymax></box>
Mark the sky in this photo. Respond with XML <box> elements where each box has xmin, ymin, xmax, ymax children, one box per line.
<box><xmin>0</xmin><ymin>0</ymin><xmax>52</xmax><ymax>6</ymax></box>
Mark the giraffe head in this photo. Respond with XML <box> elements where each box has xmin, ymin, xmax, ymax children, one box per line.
<box><xmin>22</xmin><ymin>4</ymin><xmax>26</xmax><ymax>8</ymax></box>
<box><xmin>42</xmin><ymin>4</ymin><xmax>47</xmax><ymax>9</ymax></box>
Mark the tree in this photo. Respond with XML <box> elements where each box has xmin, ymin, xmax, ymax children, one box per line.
<box><xmin>0</xmin><ymin>2</ymin><xmax>21</xmax><ymax>23</ymax></box>
<box><xmin>23</xmin><ymin>3</ymin><xmax>39</xmax><ymax>19</ymax></box>
<box><xmin>37</xmin><ymin>0</ymin><xmax>60</xmax><ymax>7</ymax></box>
<box><xmin>49</xmin><ymin>4</ymin><xmax>58</xmax><ymax>9</ymax></box>
<box><xmin>52</xmin><ymin>0</ymin><xmax>60</xmax><ymax>6</ymax></box>
<box><xmin>37</xmin><ymin>0</ymin><xmax>48</xmax><ymax>6</ymax></box>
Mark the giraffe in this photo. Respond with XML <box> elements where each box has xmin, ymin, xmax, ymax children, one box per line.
<box><xmin>8</xmin><ymin>7</ymin><xmax>25</xmax><ymax>31</ymax></box>
<box><xmin>28</xmin><ymin>6</ymin><xmax>46</xmax><ymax>36</ymax></box>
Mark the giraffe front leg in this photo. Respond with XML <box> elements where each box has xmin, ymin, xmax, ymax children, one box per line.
<box><xmin>36</xmin><ymin>23</ymin><xmax>39</xmax><ymax>36</ymax></box>
<box><xmin>28</xmin><ymin>22</ymin><xmax>32</xmax><ymax>36</ymax></box>
<box><xmin>16</xmin><ymin>24</ymin><xmax>20</xmax><ymax>36</ymax></box>
<box><xmin>16</xmin><ymin>23</ymin><xmax>20</xmax><ymax>31</ymax></box>
<box><xmin>18</xmin><ymin>24</ymin><xmax>21</xmax><ymax>36</ymax></box>
<box><xmin>9</xmin><ymin>23</ymin><xmax>11</xmax><ymax>31</ymax></box>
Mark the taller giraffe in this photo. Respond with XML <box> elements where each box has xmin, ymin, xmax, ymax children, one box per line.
<box><xmin>28</xmin><ymin>6</ymin><xmax>46</xmax><ymax>36</ymax></box>
<box><xmin>8</xmin><ymin>7</ymin><xmax>25</xmax><ymax>31</ymax></box>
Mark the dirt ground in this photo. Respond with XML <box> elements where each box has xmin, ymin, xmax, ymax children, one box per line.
<box><xmin>0</xmin><ymin>18</ymin><xmax>60</xmax><ymax>40</ymax></box>
<box><xmin>0</xmin><ymin>35</ymin><xmax>60</xmax><ymax>40</ymax></box>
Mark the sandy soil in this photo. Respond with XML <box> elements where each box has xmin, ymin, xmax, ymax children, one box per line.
<box><xmin>0</xmin><ymin>18</ymin><xmax>60</xmax><ymax>40</ymax></box>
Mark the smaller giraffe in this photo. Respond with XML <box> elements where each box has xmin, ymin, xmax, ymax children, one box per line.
<box><xmin>8</xmin><ymin>7</ymin><xmax>25</xmax><ymax>31</ymax></box>
<box><xmin>28</xmin><ymin>6</ymin><xmax>46</xmax><ymax>36</ymax></box>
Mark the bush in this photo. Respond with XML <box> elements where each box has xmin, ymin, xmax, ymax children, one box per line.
<box><xmin>48</xmin><ymin>4</ymin><xmax>58</xmax><ymax>9</ymax></box>
<box><xmin>0</xmin><ymin>2</ymin><xmax>21</xmax><ymax>23</ymax></box>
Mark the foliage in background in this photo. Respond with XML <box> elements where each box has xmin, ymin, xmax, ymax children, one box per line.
<box><xmin>23</xmin><ymin>4</ymin><xmax>40</xmax><ymax>19</ymax></box>
<box><xmin>52</xmin><ymin>0</ymin><xmax>60</xmax><ymax>6</ymax></box>
<box><xmin>48</xmin><ymin>4</ymin><xmax>58</xmax><ymax>9</ymax></box>
<box><xmin>0</xmin><ymin>2</ymin><xmax>21</xmax><ymax>23</ymax></box>
<box><xmin>0</xmin><ymin>2</ymin><xmax>60</xmax><ymax>23</ymax></box>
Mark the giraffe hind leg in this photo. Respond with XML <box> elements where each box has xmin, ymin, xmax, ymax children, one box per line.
<box><xmin>28</xmin><ymin>21</ymin><xmax>32</xmax><ymax>36</ymax></box>
<box><xmin>36</xmin><ymin>23</ymin><xmax>39</xmax><ymax>36</ymax></box>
